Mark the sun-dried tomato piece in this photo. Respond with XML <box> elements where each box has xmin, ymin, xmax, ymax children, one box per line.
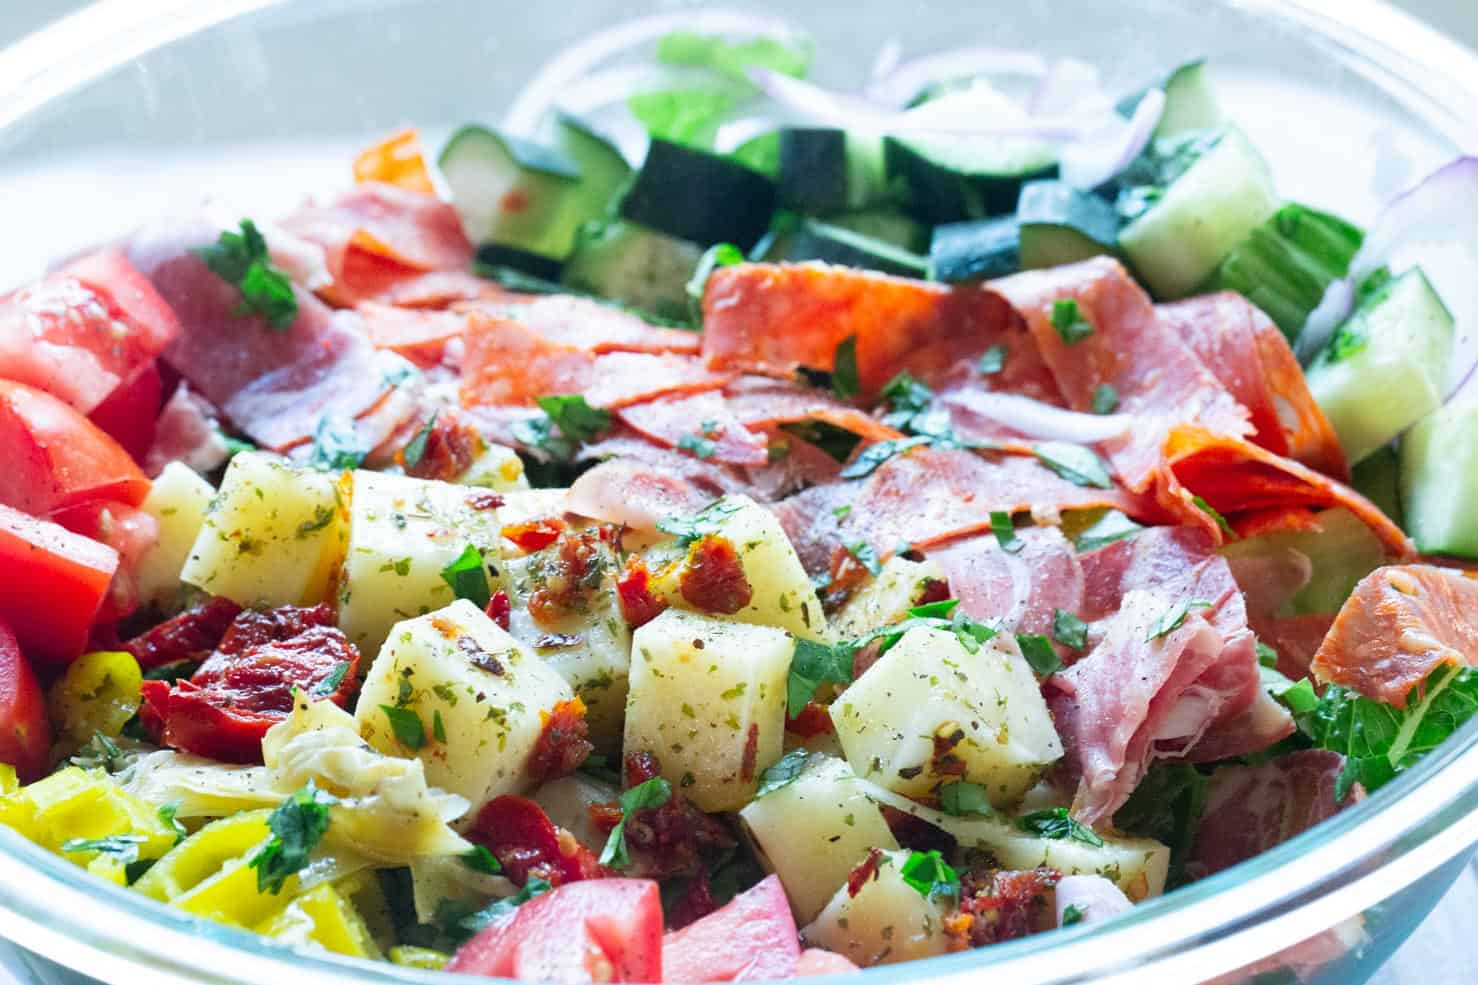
<box><xmin>122</xmin><ymin>596</ymin><xmax>243</xmax><ymax>669</ymax></box>
<box><xmin>615</xmin><ymin>556</ymin><xmax>669</xmax><ymax>629</ymax></box>
<box><xmin>946</xmin><ymin>867</ymin><xmax>1060</xmax><ymax>948</ymax></box>
<box><xmin>527</xmin><ymin>697</ymin><xmax>594</xmax><ymax>785</ymax></box>
<box><xmin>588</xmin><ymin>752</ymin><xmax>735</xmax><ymax>879</ymax></box>
<box><xmin>679</xmin><ymin>535</ymin><xmax>752</xmax><ymax>615</ymax></box>
<box><xmin>786</xmin><ymin>700</ymin><xmax>835</xmax><ymax>739</ymax></box>
<box><xmin>880</xmin><ymin>804</ymin><xmax>957</xmax><ymax>856</ymax></box>
<box><xmin>916</xmin><ymin>577</ymin><xmax>951</xmax><ymax>606</ymax></box>
<box><xmin>666</xmin><ymin>867</ymin><xmax>720</xmax><ymax>931</ymax></box>
<box><xmin>215</xmin><ymin>602</ymin><xmax>336</xmax><ymax>657</ymax></box>
<box><xmin>485</xmin><ymin>589</ymin><xmax>512</xmax><ymax>631</ymax></box>
<box><xmin>846</xmin><ymin>848</ymin><xmax>885</xmax><ymax>898</ymax></box>
<box><xmin>527</xmin><ymin>528</ymin><xmax>608</xmax><ymax>627</ymax></box>
<box><xmin>468</xmin><ymin>794</ymin><xmax>607</xmax><ymax>888</ymax></box>
<box><xmin>402</xmin><ymin>409</ymin><xmax>482</xmax><ymax>482</ymax></box>
<box><xmin>503</xmin><ymin>516</ymin><xmax>566</xmax><ymax>554</ymax></box>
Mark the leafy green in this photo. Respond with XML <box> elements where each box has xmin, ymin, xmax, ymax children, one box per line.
<box><xmin>1062</xmin><ymin>904</ymin><xmax>1085</xmax><ymax>926</ymax></box>
<box><xmin>1016</xmin><ymin>634</ymin><xmax>1060</xmax><ymax>676</ymax></box>
<box><xmin>158</xmin><ymin>802</ymin><xmax>188</xmax><ymax>845</ymax></box>
<box><xmin>1113</xmin><ymin>763</ymin><xmax>1207</xmax><ymax>887</ymax></box>
<box><xmin>1074</xmin><ymin>509</ymin><xmax>1145</xmax><ymax>552</ymax></box>
<box><xmin>1050</xmin><ymin>298</ymin><xmax>1094</xmax><ymax>345</ymax></box>
<box><xmin>990</xmin><ymin>511</ymin><xmax>1022</xmax><ymax>554</ymax></box>
<box><xmin>307</xmin><ymin>413</ymin><xmax>368</xmax><ymax>472</ymax></box>
<box><xmin>69</xmin><ymin>732</ymin><xmax>125</xmax><ymax>772</ymax></box>
<box><xmin>60</xmin><ymin>834</ymin><xmax>146</xmax><ymax>865</ymax></box>
<box><xmin>1296</xmin><ymin>664</ymin><xmax>1477</xmax><ymax>802</ymax></box>
<box><xmin>1034</xmin><ymin>442</ymin><xmax>1114</xmax><ymax>489</ymax></box>
<box><xmin>838</xmin><ymin>436</ymin><xmax>932</xmax><ymax>479</ymax></box>
<box><xmin>787</xmin><ymin>638</ymin><xmax>854</xmax><ymax>716</ymax></box>
<box><xmin>600</xmin><ymin>777</ymin><xmax>672</xmax><ymax>868</ymax></box>
<box><xmin>1090</xmin><ymin>383</ymin><xmax>1119</xmax><ymax>415</ymax></box>
<box><xmin>686</xmin><ymin>242</ymin><xmax>745</xmax><ymax>319</ymax></box>
<box><xmin>880</xmin><ymin>372</ymin><xmax>934</xmax><ymax>428</ymax></box>
<box><xmin>513</xmin><ymin>395</ymin><xmax>612</xmax><ymax>461</ymax></box>
<box><xmin>249</xmin><ymin>782</ymin><xmax>335</xmax><ymax>894</ymax></box>
<box><xmin>402</xmin><ymin>413</ymin><xmax>437</xmax><ymax>469</ymax></box>
<box><xmin>1145</xmin><ymin>599</ymin><xmax>1212</xmax><ymax>641</ymax></box>
<box><xmin>380</xmin><ymin>705</ymin><xmax>427</xmax><ymax>750</ymax></box>
<box><xmin>435</xmin><ymin>876</ymin><xmax>553</xmax><ymax>942</ymax></box>
<box><xmin>461</xmin><ymin>845</ymin><xmax>502</xmax><ymax>875</ymax></box>
<box><xmin>440</xmin><ymin>544</ymin><xmax>493</xmax><ymax>609</ymax></box>
<box><xmin>657</xmin><ymin>498</ymin><xmax>743</xmax><ymax>547</ymax></box>
<box><xmin>194</xmin><ymin>219</ymin><xmax>298</xmax><ymax>329</ymax></box>
<box><xmin>656</xmin><ymin>31</ymin><xmax>813</xmax><ymax>82</ymax></box>
<box><xmin>1191</xmin><ymin>495</ymin><xmax>1234</xmax><ymax>536</ymax></box>
<box><xmin>978</xmin><ymin>344</ymin><xmax>1007</xmax><ymax>375</ymax></box>
<box><xmin>938</xmin><ymin>780</ymin><xmax>994</xmax><ymax>817</ymax></box>
<box><xmin>312</xmin><ymin>660</ymin><xmax>352</xmax><ymax>698</ymax></box>
<box><xmin>1256</xmin><ymin>640</ymin><xmax>1279</xmax><ymax>667</ymax></box>
<box><xmin>1052</xmin><ymin>609</ymin><xmax>1088</xmax><ymax>651</ymax></box>
<box><xmin>831</xmin><ymin>335</ymin><xmax>861</xmax><ymax>400</ymax></box>
<box><xmin>1018</xmin><ymin>807</ymin><xmax>1103</xmax><ymax>846</ymax></box>
<box><xmin>755</xmin><ymin>748</ymin><xmax>812</xmax><ymax>798</ymax></box>
<box><xmin>629</xmin><ymin>88</ymin><xmax>736</xmax><ymax>148</ymax></box>
<box><xmin>844</xmin><ymin>540</ymin><xmax>882</xmax><ymax>576</ymax></box>
<box><xmin>899</xmin><ymin>849</ymin><xmax>960</xmax><ymax>902</ymax></box>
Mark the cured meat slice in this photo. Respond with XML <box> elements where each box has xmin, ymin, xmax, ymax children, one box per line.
<box><xmin>617</xmin><ymin>391</ymin><xmax>770</xmax><ymax>468</ymax></box>
<box><xmin>356</xmin><ymin>303</ymin><xmax>467</xmax><ymax>367</ymax></box>
<box><xmin>1309</xmin><ymin>564</ymin><xmax>1478</xmax><ymax>708</ymax></box>
<box><xmin>567</xmin><ymin>459</ymin><xmax>716</xmax><ymax>532</ymax></box>
<box><xmin>928</xmin><ymin>527</ymin><xmax>1083</xmax><ymax>641</ymax></box>
<box><xmin>991</xmin><ymin>257</ymin><xmax>1250</xmax><ymax>494</ymax></box>
<box><xmin>487</xmin><ymin>294</ymin><xmax>702</xmax><ymax>355</ymax></box>
<box><xmin>721</xmin><ymin>378</ymin><xmax>902</xmax><ymax>443</ymax></box>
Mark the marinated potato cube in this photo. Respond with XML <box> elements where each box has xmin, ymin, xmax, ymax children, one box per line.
<box><xmin>624</xmin><ymin>609</ymin><xmax>790</xmax><ymax>811</ymax></box>
<box><xmin>830</xmin><ymin>556</ymin><xmax>945</xmax><ymax>639</ymax></box>
<box><xmin>136</xmin><ymin>462</ymin><xmax>215</xmax><ymax>610</ymax></box>
<box><xmin>337</xmin><ymin>470</ymin><xmax>504</xmax><ymax>655</ymax></box>
<box><xmin>458</xmin><ymin>443</ymin><xmax>530</xmax><ymax>491</ymax></box>
<box><xmin>180</xmin><ymin>452</ymin><xmax>347</xmax><ymax>607</ymax></box>
<box><xmin>802</xmin><ymin>849</ymin><xmax>952</xmax><ymax>966</ymax></box>
<box><xmin>831</xmin><ymin>627</ymin><xmax>1062</xmax><ymax>805</ymax></box>
<box><xmin>356</xmin><ymin>599</ymin><xmax>574</xmax><ymax>810</ymax></box>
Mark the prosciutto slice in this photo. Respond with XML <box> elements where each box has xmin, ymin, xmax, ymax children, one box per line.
<box><xmin>1189</xmin><ymin>750</ymin><xmax>1359</xmax><ymax>878</ymax></box>
<box><xmin>617</xmin><ymin>391</ymin><xmax>770</xmax><ymax>468</ymax></box>
<box><xmin>486</xmin><ymin>295</ymin><xmax>702</xmax><ymax>356</ymax></box>
<box><xmin>991</xmin><ymin>257</ymin><xmax>1251</xmax><ymax>494</ymax></box>
<box><xmin>701</xmin><ymin>262</ymin><xmax>1051</xmax><ymax>402</ymax></box>
<box><xmin>721</xmin><ymin>377</ymin><xmax>903</xmax><ymax>442</ymax></box>
<box><xmin>1159</xmin><ymin>292</ymin><xmax>1346</xmax><ymax>480</ymax></box>
<box><xmin>566</xmin><ymin>458</ymin><xmax>717</xmax><ymax>531</ymax></box>
<box><xmin>928</xmin><ymin>527</ymin><xmax>1083</xmax><ymax>641</ymax></box>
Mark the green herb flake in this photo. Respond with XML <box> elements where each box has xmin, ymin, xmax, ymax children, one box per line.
<box><xmin>1074</xmin><ymin>510</ymin><xmax>1145</xmax><ymax>552</ymax></box>
<box><xmin>461</xmin><ymin>845</ymin><xmax>502</xmax><ymax>875</ymax></box>
<box><xmin>1050</xmin><ymin>298</ymin><xmax>1094</xmax><ymax>345</ymax></box>
<box><xmin>307</xmin><ymin>413</ymin><xmax>369</xmax><ymax>472</ymax></box>
<box><xmin>844</xmin><ymin>540</ymin><xmax>882</xmax><ymax>576</ymax></box>
<box><xmin>678</xmin><ymin>433</ymin><xmax>718</xmax><ymax>459</ymax></box>
<box><xmin>755</xmin><ymin>748</ymin><xmax>811</xmax><ymax>798</ymax></box>
<box><xmin>1146</xmin><ymin>599</ymin><xmax>1213</xmax><ymax>642</ymax></box>
<box><xmin>402</xmin><ymin>412</ymin><xmax>438</xmax><ymax>469</ymax></box>
<box><xmin>657</xmin><ymin>497</ymin><xmax>742</xmax><ymax>548</ymax></box>
<box><xmin>990</xmin><ymin>511</ymin><xmax>1022</xmax><ymax>554</ymax></box>
<box><xmin>1090</xmin><ymin>384</ymin><xmax>1119</xmax><ymax>415</ymax></box>
<box><xmin>1062</xmin><ymin>904</ymin><xmax>1086</xmax><ymax>926</ymax></box>
<box><xmin>311</xmin><ymin>661</ymin><xmax>352</xmax><ymax>698</ymax></box>
<box><xmin>1019</xmin><ymin>807</ymin><xmax>1103</xmax><ymax>846</ymax></box>
<box><xmin>60</xmin><ymin>834</ymin><xmax>146</xmax><ymax>864</ymax></box>
<box><xmin>1034</xmin><ymin>441</ymin><xmax>1114</xmax><ymax>489</ymax></box>
<box><xmin>1191</xmin><ymin>495</ymin><xmax>1234</xmax><ymax>536</ymax></box>
<box><xmin>938</xmin><ymin>780</ymin><xmax>994</xmax><ymax>817</ymax></box>
<box><xmin>248</xmin><ymin>781</ymin><xmax>335</xmax><ymax>894</ymax></box>
<box><xmin>1052</xmin><ymin>609</ymin><xmax>1088</xmax><ymax>651</ymax></box>
<box><xmin>433</xmin><ymin>709</ymin><xmax>448</xmax><ymax>744</ymax></box>
<box><xmin>440</xmin><ymin>544</ymin><xmax>492</xmax><ymax>609</ymax></box>
<box><xmin>898</xmin><ymin>849</ymin><xmax>960</xmax><ymax>902</ymax></box>
<box><xmin>839</xmin><ymin>436</ymin><xmax>932</xmax><ymax>479</ymax></box>
<box><xmin>158</xmin><ymin>801</ymin><xmax>188</xmax><ymax>844</ymax></box>
<box><xmin>832</xmin><ymin>335</ymin><xmax>860</xmax><ymax>400</ymax></box>
<box><xmin>513</xmin><ymin>394</ymin><xmax>612</xmax><ymax>461</ymax></box>
<box><xmin>978</xmin><ymin>344</ymin><xmax>1007</xmax><ymax>375</ymax></box>
<box><xmin>1113</xmin><ymin>764</ymin><xmax>1208</xmax><ymax>887</ymax></box>
<box><xmin>194</xmin><ymin>219</ymin><xmax>298</xmax><ymax>329</ymax></box>
<box><xmin>1256</xmin><ymin>640</ymin><xmax>1279</xmax><ymax>668</ymax></box>
<box><xmin>1016</xmin><ymin>634</ymin><xmax>1061</xmax><ymax>676</ymax></box>
<box><xmin>600</xmin><ymin>777</ymin><xmax>672</xmax><ymax>868</ymax></box>
<box><xmin>380</xmin><ymin>705</ymin><xmax>427</xmax><ymax>750</ymax></box>
<box><xmin>787</xmin><ymin>638</ymin><xmax>854</xmax><ymax>717</ymax></box>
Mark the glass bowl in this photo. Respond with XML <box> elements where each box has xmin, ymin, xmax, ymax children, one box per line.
<box><xmin>0</xmin><ymin>1</ymin><xmax>1474</xmax><ymax>983</ymax></box>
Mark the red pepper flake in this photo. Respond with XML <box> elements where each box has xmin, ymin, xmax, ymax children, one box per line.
<box><xmin>951</xmin><ymin>867</ymin><xmax>1061</xmax><ymax>947</ymax></box>
<box><xmin>616</xmin><ymin>557</ymin><xmax>668</xmax><ymax>629</ymax></box>
<box><xmin>485</xmin><ymin>589</ymin><xmax>511</xmax><ymax>631</ymax></box>
<box><xmin>740</xmin><ymin>722</ymin><xmax>760</xmax><ymax>782</ymax></box>
<box><xmin>678</xmin><ymin>535</ymin><xmax>752</xmax><ymax>615</ymax></box>
<box><xmin>847</xmin><ymin>848</ymin><xmax>885</xmax><ymax>898</ymax></box>
<box><xmin>503</xmin><ymin>517</ymin><xmax>566</xmax><ymax>554</ymax></box>
<box><xmin>917</xmin><ymin>577</ymin><xmax>951</xmax><ymax>606</ymax></box>
<box><xmin>527</xmin><ymin>697</ymin><xmax>594</xmax><ymax>785</ymax></box>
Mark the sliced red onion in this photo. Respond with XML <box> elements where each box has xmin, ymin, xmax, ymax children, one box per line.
<box><xmin>862</xmin><ymin>45</ymin><xmax>1049</xmax><ymax>108</ymax></box>
<box><xmin>1057</xmin><ymin>87</ymin><xmax>1164</xmax><ymax>190</ymax></box>
<box><xmin>1347</xmin><ymin>156</ymin><xmax>1478</xmax><ymax>396</ymax></box>
<box><xmin>1055</xmin><ymin>874</ymin><xmax>1132</xmax><ymax>927</ymax></box>
<box><xmin>943</xmin><ymin>389</ymin><xmax>1133</xmax><ymax>443</ymax></box>
<box><xmin>1294</xmin><ymin>276</ymin><xmax>1354</xmax><ymax>365</ymax></box>
<box><xmin>1029</xmin><ymin>57</ymin><xmax>1110</xmax><ymax>118</ymax></box>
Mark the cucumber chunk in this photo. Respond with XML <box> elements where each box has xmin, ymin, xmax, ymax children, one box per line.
<box><xmin>1351</xmin><ymin>445</ymin><xmax>1403</xmax><ymax>528</ymax></box>
<box><xmin>438</xmin><ymin>125</ymin><xmax>582</xmax><ymax>259</ymax></box>
<box><xmin>1118</xmin><ymin>126</ymin><xmax>1279</xmax><ymax>298</ymax></box>
<box><xmin>553</xmin><ymin>112</ymin><xmax>633</xmax><ymax>222</ymax></box>
<box><xmin>1305</xmin><ymin>268</ymin><xmax>1453</xmax><ymax>464</ymax></box>
<box><xmin>1205</xmin><ymin>203</ymin><xmax>1363</xmax><ymax>342</ymax></box>
<box><xmin>1400</xmin><ymin>399</ymin><xmax>1478</xmax><ymax>558</ymax></box>
<box><xmin>561</xmin><ymin>218</ymin><xmax>704</xmax><ymax>321</ymax></box>
<box><xmin>885</xmin><ymin>87</ymin><xmax>1058</xmax><ymax>224</ymax></box>
<box><xmin>778</xmin><ymin>128</ymin><xmax>887</xmax><ymax>213</ymax></box>
<box><xmin>1119</xmin><ymin>60</ymin><xmax>1222</xmax><ymax>137</ymax></box>
<box><xmin>1016</xmin><ymin>179</ymin><xmax>1120</xmax><ymax>269</ymax></box>
<box><xmin>756</xmin><ymin>217</ymin><xmax>927</xmax><ymax>278</ymax></box>
<box><xmin>826</xmin><ymin>209</ymin><xmax>928</xmax><ymax>253</ymax></box>
<box><xmin>619</xmin><ymin>138</ymin><xmax>777</xmax><ymax>249</ymax></box>
<box><xmin>474</xmin><ymin>243</ymin><xmax>563</xmax><ymax>282</ymax></box>
<box><xmin>929</xmin><ymin>216</ymin><xmax>1019</xmax><ymax>283</ymax></box>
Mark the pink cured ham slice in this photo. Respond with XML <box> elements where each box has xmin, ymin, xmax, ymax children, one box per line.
<box><xmin>771</xmin><ymin>483</ymin><xmax>858</xmax><ymax>577</ymax></box>
<box><xmin>617</xmin><ymin>391</ymin><xmax>770</xmax><ymax>468</ymax></box>
<box><xmin>991</xmin><ymin>257</ymin><xmax>1251</xmax><ymax>494</ymax></box>
<box><xmin>1189</xmin><ymin>750</ymin><xmax>1360</xmax><ymax>878</ymax></box>
<box><xmin>928</xmin><ymin>527</ymin><xmax>1083</xmax><ymax>642</ymax></box>
<box><xmin>126</xmin><ymin>218</ymin><xmax>401</xmax><ymax>451</ymax></box>
<box><xmin>721</xmin><ymin>377</ymin><xmax>903</xmax><ymax>443</ymax></box>
<box><xmin>487</xmin><ymin>294</ymin><xmax>702</xmax><ymax>356</ymax></box>
<box><xmin>142</xmin><ymin>384</ymin><xmax>228</xmax><ymax>478</ymax></box>
<box><xmin>566</xmin><ymin>458</ymin><xmax>716</xmax><ymax>532</ymax></box>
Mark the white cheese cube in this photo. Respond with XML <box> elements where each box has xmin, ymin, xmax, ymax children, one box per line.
<box><xmin>136</xmin><ymin>462</ymin><xmax>215</xmax><ymax>610</ymax></box>
<box><xmin>624</xmin><ymin>609</ymin><xmax>791</xmax><ymax>811</ymax></box>
<box><xmin>802</xmin><ymin>849</ymin><xmax>952</xmax><ymax>966</ymax></box>
<box><xmin>830</xmin><ymin>556</ymin><xmax>945</xmax><ymax>639</ymax></box>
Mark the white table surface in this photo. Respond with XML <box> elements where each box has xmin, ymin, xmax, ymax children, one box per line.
<box><xmin>0</xmin><ymin>1</ymin><xmax>1472</xmax><ymax>983</ymax></box>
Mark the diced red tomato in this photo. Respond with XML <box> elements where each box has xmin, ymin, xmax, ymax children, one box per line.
<box><xmin>0</xmin><ymin>618</ymin><xmax>51</xmax><ymax>782</ymax></box>
<box><xmin>87</xmin><ymin>362</ymin><xmax>162</xmax><ymax>461</ymax></box>
<box><xmin>51</xmin><ymin>499</ymin><xmax>159</xmax><ymax>623</ymax></box>
<box><xmin>467</xmin><ymin>795</ymin><xmax>607</xmax><ymax>888</ymax></box>
<box><xmin>138</xmin><ymin>604</ymin><xmax>359</xmax><ymax>763</ymax></box>
<box><xmin>0</xmin><ymin>248</ymin><xmax>178</xmax><ymax>415</ymax></box>
<box><xmin>448</xmin><ymin>878</ymin><xmax>663</xmax><ymax>983</ymax></box>
<box><xmin>0</xmin><ymin>502</ymin><xmax>117</xmax><ymax>667</ymax></box>
<box><xmin>0</xmin><ymin>380</ymin><xmax>150</xmax><ymax>517</ymax></box>
<box><xmin>485</xmin><ymin>589</ymin><xmax>512</xmax><ymax>631</ymax></box>
<box><xmin>662</xmin><ymin>875</ymin><xmax>800</xmax><ymax>983</ymax></box>
<box><xmin>793</xmin><ymin>950</ymin><xmax>861</xmax><ymax>977</ymax></box>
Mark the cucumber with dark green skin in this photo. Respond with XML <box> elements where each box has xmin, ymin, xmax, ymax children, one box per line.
<box><xmin>885</xmin><ymin>136</ymin><xmax>1056</xmax><ymax>224</ymax></box>
<box><xmin>1015</xmin><ymin>180</ymin><xmax>1121</xmax><ymax>269</ymax></box>
<box><xmin>619</xmin><ymin>139</ymin><xmax>778</xmax><ymax>249</ymax></box>
<box><xmin>778</xmin><ymin>128</ymin><xmax>888</xmax><ymax>214</ymax></box>
<box><xmin>756</xmin><ymin>217</ymin><xmax>928</xmax><ymax>278</ymax></box>
<box><xmin>439</xmin><ymin>125</ymin><xmax>583</xmax><ymax>259</ymax></box>
<box><xmin>561</xmin><ymin>219</ymin><xmax>704</xmax><ymax>322</ymax></box>
<box><xmin>553</xmin><ymin>112</ymin><xmax>633</xmax><ymax>222</ymax></box>
<box><xmin>827</xmin><ymin>209</ymin><xmax>929</xmax><ymax>253</ymax></box>
<box><xmin>928</xmin><ymin>216</ymin><xmax>1020</xmax><ymax>283</ymax></box>
<box><xmin>1401</xmin><ymin>400</ymin><xmax>1478</xmax><ymax>558</ymax></box>
<box><xmin>474</xmin><ymin>243</ymin><xmax>564</xmax><ymax>282</ymax></box>
<box><xmin>1116</xmin><ymin>60</ymin><xmax>1222</xmax><ymax>137</ymax></box>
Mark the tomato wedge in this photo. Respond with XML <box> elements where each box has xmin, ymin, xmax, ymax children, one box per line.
<box><xmin>0</xmin><ymin>618</ymin><xmax>50</xmax><ymax>782</ymax></box>
<box><xmin>662</xmin><ymin>875</ymin><xmax>800</xmax><ymax>983</ymax></box>
<box><xmin>0</xmin><ymin>502</ymin><xmax>118</xmax><ymax>666</ymax></box>
<box><xmin>448</xmin><ymin>879</ymin><xmax>663</xmax><ymax>983</ymax></box>
<box><xmin>87</xmin><ymin>362</ymin><xmax>162</xmax><ymax>462</ymax></box>
<box><xmin>0</xmin><ymin>380</ymin><xmax>150</xmax><ymax>517</ymax></box>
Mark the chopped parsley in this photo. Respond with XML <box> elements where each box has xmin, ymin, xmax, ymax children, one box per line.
<box><xmin>657</xmin><ymin>498</ymin><xmax>742</xmax><ymax>547</ymax></box>
<box><xmin>60</xmin><ymin>834</ymin><xmax>146</xmax><ymax>865</ymax></box>
<box><xmin>599</xmin><ymin>777</ymin><xmax>672</xmax><ymax>868</ymax></box>
<box><xmin>311</xmin><ymin>661</ymin><xmax>352</xmax><ymax>698</ymax></box>
<box><xmin>786</xmin><ymin>638</ymin><xmax>855</xmax><ymax>716</ymax></box>
<box><xmin>978</xmin><ymin>344</ymin><xmax>1007</xmax><ymax>375</ymax></box>
<box><xmin>838</xmin><ymin>436</ymin><xmax>932</xmax><ymax>479</ymax></box>
<box><xmin>1052</xmin><ymin>609</ymin><xmax>1088</xmax><ymax>651</ymax></box>
<box><xmin>1074</xmin><ymin>509</ymin><xmax>1145</xmax><ymax>552</ymax></box>
<box><xmin>938</xmin><ymin>780</ymin><xmax>994</xmax><ymax>817</ymax></box>
<box><xmin>158</xmin><ymin>801</ymin><xmax>188</xmax><ymax>844</ymax></box>
<box><xmin>461</xmin><ymin>845</ymin><xmax>502</xmax><ymax>875</ymax></box>
<box><xmin>512</xmin><ymin>394</ymin><xmax>612</xmax><ymax>460</ymax></box>
<box><xmin>899</xmin><ymin>849</ymin><xmax>960</xmax><ymax>902</ymax></box>
<box><xmin>685</xmin><ymin>242</ymin><xmax>745</xmax><ymax>315</ymax></box>
<box><xmin>1016</xmin><ymin>634</ymin><xmax>1061</xmax><ymax>676</ymax></box>
<box><xmin>380</xmin><ymin>705</ymin><xmax>426</xmax><ymax>750</ymax></box>
<box><xmin>678</xmin><ymin>432</ymin><xmax>718</xmax><ymax>459</ymax></box>
<box><xmin>1146</xmin><ymin>599</ymin><xmax>1213</xmax><ymax>642</ymax></box>
<box><xmin>754</xmin><ymin>748</ymin><xmax>811</xmax><ymax>798</ymax></box>
<box><xmin>1191</xmin><ymin>495</ymin><xmax>1234</xmax><ymax>536</ymax></box>
<box><xmin>1113</xmin><ymin>764</ymin><xmax>1208</xmax><ymax>887</ymax></box>
<box><xmin>844</xmin><ymin>540</ymin><xmax>882</xmax><ymax>576</ymax></box>
<box><xmin>307</xmin><ymin>413</ymin><xmax>369</xmax><ymax>472</ymax></box>
<box><xmin>990</xmin><ymin>511</ymin><xmax>1022</xmax><ymax>554</ymax></box>
<box><xmin>1090</xmin><ymin>383</ymin><xmax>1119</xmax><ymax>415</ymax></box>
<box><xmin>879</xmin><ymin>371</ymin><xmax>933</xmax><ymax>430</ymax></box>
<box><xmin>440</xmin><ymin>544</ymin><xmax>493</xmax><ymax>609</ymax></box>
<box><xmin>1018</xmin><ymin>807</ymin><xmax>1103</xmax><ymax>847</ymax></box>
<box><xmin>1034</xmin><ymin>441</ymin><xmax>1114</xmax><ymax>489</ymax></box>
<box><xmin>832</xmin><ymin>335</ymin><xmax>861</xmax><ymax>400</ymax></box>
<box><xmin>248</xmin><ymin>782</ymin><xmax>335</xmax><ymax>894</ymax></box>
<box><xmin>1050</xmin><ymin>298</ymin><xmax>1094</xmax><ymax>345</ymax></box>
<box><xmin>1062</xmin><ymin>904</ymin><xmax>1086</xmax><ymax>926</ymax></box>
<box><xmin>194</xmin><ymin>219</ymin><xmax>298</xmax><ymax>329</ymax></box>
<box><xmin>402</xmin><ymin>412</ymin><xmax>437</xmax><ymax>469</ymax></box>
<box><xmin>1255</xmin><ymin>640</ymin><xmax>1280</xmax><ymax>668</ymax></box>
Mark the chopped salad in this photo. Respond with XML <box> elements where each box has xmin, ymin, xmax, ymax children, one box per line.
<box><xmin>0</xmin><ymin>23</ymin><xmax>1475</xmax><ymax>984</ymax></box>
